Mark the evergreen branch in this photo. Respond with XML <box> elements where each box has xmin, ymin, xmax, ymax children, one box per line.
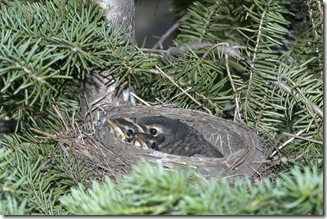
<box><xmin>60</xmin><ymin>161</ymin><xmax>323</xmax><ymax>215</ymax></box>
<box><xmin>0</xmin><ymin>94</ymin><xmax>92</xmax><ymax>214</ymax></box>
<box><xmin>244</xmin><ymin>0</ymin><xmax>272</xmax><ymax>118</ymax></box>
<box><xmin>0</xmin><ymin>148</ymin><xmax>27</xmax><ymax>215</ymax></box>
<box><xmin>140</xmin><ymin>41</ymin><xmax>248</xmax><ymax>116</ymax></box>
<box><xmin>307</xmin><ymin>0</ymin><xmax>321</xmax><ymax>43</ymax></box>
<box><xmin>198</xmin><ymin>1</ymin><xmax>221</xmax><ymax>42</ymax></box>
<box><xmin>250</xmin><ymin>0</ymin><xmax>273</xmax><ymax>65</ymax></box>
<box><xmin>0</xmin><ymin>196</ymin><xmax>26</xmax><ymax>215</ymax></box>
<box><xmin>0</xmin><ymin>0</ymin><xmax>323</xmax><ymax>215</ymax></box>
<box><xmin>141</xmin><ymin>42</ymin><xmax>248</xmax><ymax>65</ymax></box>
<box><xmin>151</xmin><ymin>66</ymin><xmax>213</xmax><ymax>115</ymax></box>
<box><xmin>166</xmin><ymin>42</ymin><xmax>247</xmax><ymax>62</ymax></box>
<box><xmin>176</xmin><ymin>1</ymin><xmax>237</xmax><ymax>44</ymax></box>
<box><xmin>0</xmin><ymin>0</ymin><xmax>158</xmax><ymax>121</ymax></box>
<box><xmin>306</xmin><ymin>0</ymin><xmax>323</xmax><ymax>76</ymax></box>
<box><xmin>269</xmin><ymin>80</ymin><xmax>323</xmax><ymax>119</ymax></box>
<box><xmin>137</xmin><ymin>44</ymin><xmax>235</xmax><ymax>115</ymax></box>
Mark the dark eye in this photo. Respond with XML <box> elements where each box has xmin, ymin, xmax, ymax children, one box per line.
<box><xmin>126</xmin><ymin>129</ymin><xmax>133</xmax><ymax>137</ymax></box>
<box><xmin>150</xmin><ymin>142</ymin><xmax>156</xmax><ymax>149</ymax></box>
<box><xmin>150</xmin><ymin>128</ymin><xmax>157</xmax><ymax>136</ymax></box>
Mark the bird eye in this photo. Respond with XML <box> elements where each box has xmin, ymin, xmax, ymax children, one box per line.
<box><xmin>126</xmin><ymin>129</ymin><xmax>133</xmax><ymax>137</ymax></box>
<box><xmin>150</xmin><ymin>128</ymin><xmax>157</xmax><ymax>136</ymax></box>
<box><xmin>150</xmin><ymin>142</ymin><xmax>156</xmax><ymax>149</ymax></box>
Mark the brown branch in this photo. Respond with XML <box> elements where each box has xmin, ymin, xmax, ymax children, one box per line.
<box><xmin>151</xmin><ymin>14</ymin><xmax>189</xmax><ymax>50</ymax></box>
<box><xmin>281</xmin><ymin>131</ymin><xmax>323</xmax><ymax>145</ymax></box>
<box><xmin>224</xmin><ymin>53</ymin><xmax>242</xmax><ymax>122</ymax></box>
<box><xmin>315</xmin><ymin>0</ymin><xmax>323</xmax><ymax>18</ymax></box>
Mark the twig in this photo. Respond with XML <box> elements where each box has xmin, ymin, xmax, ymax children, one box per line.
<box><xmin>30</xmin><ymin>127</ymin><xmax>79</xmax><ymax>158</ymax></box>
<box><xmin>151</xmin><ymin>14</ymin><xmax>189</xmax><ymax>50</ymax></box>
<box><xmin>271</xmin><ymin>129</ymin><xmax>305</xmax><ymax>157</ymax></box>
<box><xmin>152</xmin><ymin>66</ymin><xmax>213</xmax><ymax>115</ymax></box>
<box><xmin>142</xmin><ymin>42</ymin><xmax>248</xmax><ymax>65</ymax></box>
<box><xmin>281</xmin><ymin>131</ymin><xmax>323</xmax><ymax>145</ymax></box>
<box><xmin>250</xmin><ymin>166</ymin><xmax>262</xmax><ymax>182</ymax></box>
<box><xmin>224</xmin><ymin>53</ymin><xmax>242</xmax><ymax>122</ymax></box>
<box><xmin>255</xmin><ymin>93</ymin><xmax>267</xmax><ymax>129</ymax></box>
<box><xmin>315</xmin><ymin>0</ymin><xmax>323</xmax><ymax>18</ymax></box>
<box><xmin>51</xmin><ymin>102</ymin><xmax>69</xmax><ymax>132</ymax></box>
<box><xmin>130</xmin><ymin>92</ymin><xmax>152</xmax><ymax>106</ymax></box>
<box><xmin>163</xmin><ymin>87</ymin><xmax>192</xmax><ymax>104</ymax></box>
<box><xmin>30</xmin><ymin>127</ymin><xmax>58</xmax><ymax>138</ymax></box>
<box><xmin>167</xmin><ymin>42</ymin><xmax>213</xmax><ymax>56</ymax></box>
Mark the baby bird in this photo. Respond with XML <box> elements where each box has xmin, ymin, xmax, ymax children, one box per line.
<box><xmin>108</xmin><ymin>116</ymin><xmax>224</xmax><ymax>158</ymax></box>
<box><xmin>135</xmin><ymin>116</ymin><xmax>224</xmax><ymax>158</ymax></box>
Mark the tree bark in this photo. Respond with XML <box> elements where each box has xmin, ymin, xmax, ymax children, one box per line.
<box><xmin>92</xmin><ymin>0</ymin><xmax>135</xmax><ymax>43</ymax></box>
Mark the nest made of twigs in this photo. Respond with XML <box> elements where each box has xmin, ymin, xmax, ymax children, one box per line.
<box><xmin>71</xmin><ymin>105</ymin><xmax>269</xmax><ymax>184</ymax></box>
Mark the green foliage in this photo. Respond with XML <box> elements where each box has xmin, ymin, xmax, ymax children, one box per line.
<box><xmin>0</xmin><ymin>148</ymin><xmax>27</xmax><ymax>215</ymax></box>
<box><xmin>0</xmin><ymin>134</ymin><xmax>92</xmax><ymax>215</ymax></box>
<box><xmin>0</xmin><ymin>0</ymin><xmax>323</xmax><ymax>215</ymax></box>
<box><xmin>1</xmin><ymin>0</ymin><xmax>102</xmax><ymax>118</ymax></box>
<box><xmin>0</xmin><ymin>0</ymin><xmax>157</xmax><ymax>121</ymax></box>
<box><xmin>0</xmin><ymin>96</ymin><xmax>92</xmax><ymax>215</ymax></box>
<box><xmin>60</xmin><ymin>160</ymin><xmax>323</xmax><ymax>215</ymax></box>
<box><xmin>139</xmin><ymin>0</ymin><xmax>323</xmax><ymax>172</ymax></box>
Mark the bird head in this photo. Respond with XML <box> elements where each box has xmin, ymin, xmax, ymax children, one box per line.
<box><xmin>136</xmin><ymin>116</ymin><xmax>190</xmax><ymax>149</ymax></box>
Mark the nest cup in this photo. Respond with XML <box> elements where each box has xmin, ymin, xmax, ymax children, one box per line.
<box><xmin>83</xmin><ymin>105</ymin><xmax>267</xmax><ymax>184</ymax></box>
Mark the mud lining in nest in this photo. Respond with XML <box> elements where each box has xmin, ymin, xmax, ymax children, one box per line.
<box><xmin>76</xmin><ymin>105</ymin><xmax>268</xmax><ymax>184</ymax></box>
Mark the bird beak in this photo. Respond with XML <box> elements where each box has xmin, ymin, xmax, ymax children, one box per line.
<box><xmin>131</xmin><ymin>133</ymin><xmax>149</xmax><ymax>149</ymax></box>
<box><xmin>131</xmin><ymin>136</ymin><xmax>148</xmax><ymax>149</ymax></box>
<box><xmin>106</xmin><ymin>118</ymin><xmax>127</xmax><ymax>140</ymax></box>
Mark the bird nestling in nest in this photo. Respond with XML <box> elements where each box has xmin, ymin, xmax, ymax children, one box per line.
<box><xmin>107</xmin><ymin>116</ymin><xmax>224</xmax><ymax>158</ymax></box>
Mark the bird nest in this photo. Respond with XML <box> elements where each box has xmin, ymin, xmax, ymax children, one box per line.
<box><xmin>67</xmin><ymin>105</ymin><xmax>269</xmax><ymax>184</ymax></box>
